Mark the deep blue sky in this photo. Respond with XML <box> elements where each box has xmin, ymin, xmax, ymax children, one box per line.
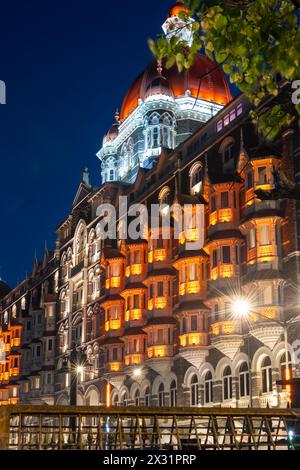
<box><xmin>0</xmin><ymin>0</ymin><xmax>166</xmax><ymax>287</ymax></box>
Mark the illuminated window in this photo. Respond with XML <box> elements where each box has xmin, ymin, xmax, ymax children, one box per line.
<box><xmin>261</xmin><ymin>357</ymin><xmax>273</xmax><ymax>393</ymax></box>
<box><xmin>112</xmin><ymin>306</ymin><xmax>119</xmax><ymax>320</ymax></box>
<box><xmin>205</xmin><ymin>371</ymin><xmax>213</xmax><ymax>404</ymax></box>
<box><xmin>189</xmin><ymin>263</ymin><xmax>197</xmax><ymax>281</ymax></box>
<box><xmin>280</xmin><ymin>353</ymin><xmax>292</xmax><ymax>389</ymax></box>
<box><xmin>237</xmin><ymin>103</ymin><xmax>243</xmax><ymax>116</ymax></box>
<box><xmin>217</xmin><ymin>120</ymin><xmax>223</xmax><ymax>132</ymax></box>
<box><xmin>259</xmin><ymin>224</ymin><xmax>270</xmax><ymax>246</ymax></box>
<box><xmin>133</xmin><ymin>295</ymin><xmax>139</xmax><ymax>309</ymax></box>
<box><xmin>263</xmin><ymin>285</ymin><xmax>273</xmax><ymax>305</ymax></box>
<box><xmin>248</xmin><ymin>228</ymin><xmax>256</xmax><ymax>249</ymax></box>
<box><xmin>181</xmin><ymin>265</ymin><xmax>186</xmax><ymax>283</ymax></box>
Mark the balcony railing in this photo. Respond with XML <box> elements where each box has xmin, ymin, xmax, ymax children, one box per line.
<box><xmin>0</xmin><ymin>405</ymin><xmax>299</xmax><ymax>450</ymax></box>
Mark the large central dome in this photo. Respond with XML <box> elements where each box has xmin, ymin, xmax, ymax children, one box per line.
<box><xmin>120</xmin><ymin>54</ymin><xmax>232</xmax><ymax>120</ymax></box>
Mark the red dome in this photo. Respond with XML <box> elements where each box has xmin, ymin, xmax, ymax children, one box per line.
<box><xmin>120</xmin><ymin>54</ymin><xmax>232</xmax><ymax>120</ymax></box>
<box><xmin>169</xmin><ymin>1</ymin><xmax>190</xmax><ymax>18</ymax></box>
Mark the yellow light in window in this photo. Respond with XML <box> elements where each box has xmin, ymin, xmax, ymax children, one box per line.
<box><xmin>110</xmin><ymin>362</ymin><xmax>121</xmax><ymax>372</ymax></box>
<box><xmin>148</xmin><ymin>299</ymin><xmax>154</xmax><ymax>311</ymax></box>
<box><xmin>131</xmin><ymin>264</ymin><xmax>142</xmax><ymax>275</ymax></box>
<box><xmin>131</xmin><ymin>309</ymin><xmax>142</xmax><ymax>321</ymax></box>
<box><xmin>179</xmin><ymin>283</ymin><xmax>186</xmax><ymax>296</ymax></box>
<box><xmin>111</xmin><ymin>276</ymin><xmax>121</xmax><ymax>288</ymax></box>
<box><xmin>125</xmin><ymin>310</ymin><xmax>130</xmax><ymax>322</ymax></box>
<box><xmin>219</xmin><ymin>264</ymin><xmax>234</xmax><ymax>278</ymax></box>
<box><xmin>148</xmin><ymin>251</ymin><xmax>153</xmax><ymax>263</ymax></box>
<box><xmin>154</xmin><ymin>249</ymin><xmax>167</xmax><ymax>261</ymax></box>
<box><xmin>155</xmin><ymin>297</ymin><xmax>167</xmax><ymax>309</ymax></box>
<box><xmin>219</xmin><ymin>208</ymin><xmax>232</xmax><ymax>223</ymax></box>
<box><xmin>125</xmin><ymin>266</ymin><xmax>131</xmax><ymax>277</ymax></box>
<box><xmin>187</xmin><ymin>280</ymin><xmax>200</xmax><ymax>294</ymax></box>
<box><xmin>209</xmin><ymin>211</ymin><xmax>217</xmax><ymax>226</ymax></box>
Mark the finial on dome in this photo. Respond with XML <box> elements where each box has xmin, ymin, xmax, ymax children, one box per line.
<box><xmin>157</xmin><ymin>58</ymin><xmax>163</xmax><ymax>77</ymax></box>
<box><xmin>115</xmin><ymin>109</ymin><xmax>120</xmax><ymax>124</ymax></box>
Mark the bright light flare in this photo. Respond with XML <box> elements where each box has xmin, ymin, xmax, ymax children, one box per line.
<box><xmin>231</xmin><ymin>298</ymin><xmax>251</xmax><ymax>319</ymax></box>
<box><xmin>132</xmin><ymin>367</ymin><xmax>142</xmax><ymax>379</ymax></box>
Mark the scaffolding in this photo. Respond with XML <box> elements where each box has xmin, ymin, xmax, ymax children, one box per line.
<box><xmin>0</xmin><ymin>405</ymin><xmax>299</xmax><ymax>450</ymax></box>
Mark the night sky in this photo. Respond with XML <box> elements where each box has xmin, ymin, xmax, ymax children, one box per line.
<box><xmin>0</xmin><ymin>0</ymin><xmax>167</xmax><ymax>287</ymax></box>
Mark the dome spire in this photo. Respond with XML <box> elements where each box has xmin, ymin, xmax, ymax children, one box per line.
<box><xmin>162</xmin><ymin>1</ymin><xmax>194</xmax><ymax>47</ymax></box>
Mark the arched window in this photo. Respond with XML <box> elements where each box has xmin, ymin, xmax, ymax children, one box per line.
<box><xmin>158</xmin><ymin>383</ymin><xmax>165</xmax><ymax>407</ymax></box>
<box><xmin>134</xmin><ymin>389</ymin><xmax>140</xmax><ymax>407</ymax></box>
<box><xmin>153</xmin><ymin>127</ymin><xmax>160</xmax><ymax>148</ymax></box>
<box><xmin>170</xmin><ymin>380</ymin><xmax>177</xmax><ymax>407</ymax></box>
<box><xmin>113</xmin><ymin>394</ymin><xmax>118</xmax><ymax>406</ymax></box>
<box><xmin>239</xmin><ymin>362</ymin><xmax>250</xmax><ymax>398</ymax></box>
<box><xmin>190</xmin><ymin>375</ymin><xmax>199</xmax><ymax>406</ymax></box>
<box><xmin>261</xmin><ymin>357</ymin><xmax>273</xmax><ymax>393</ymax></box>
<box><xmin>190</xmin><ymin>163</ymin><xmax>203</xmax><ymax>194</ymax></box>
<box><xmin>204</xmin><ymin>371</ymin><xmax>213</xmax><ymax>404</ymax></box>
<box><xmin>280</xmin><ymin>352</ymin><xmax>292</xmax><ymax>389</ymax></box>
<box><xmin>223</xmin><ymin>366</ymin><xmax>233</xmax><ymax>401</ymax></box>
<box><xmin>144</xmin><ymin>387</ymin><xmax>150</xmax><ymax>407</ymax></box>
<box><xmin>121</xmin><ymin>391</ymin><xmax>128</xmax><ymax>407</ymax></box>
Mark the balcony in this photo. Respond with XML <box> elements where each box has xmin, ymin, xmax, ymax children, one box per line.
<box><xmin>105</xmin><ymin>319</ymin><xmax>122</xmax><ymax>332</ymax></box>
<box><xmin>12</xmin><ymin>338</ymin><xmax>21</xmax><ymax>348</ymax></box>
<box><xmin>149</xmin><ymin>249</ymin><xmax>167</xmax><ymax>263</ymax></box>
<box><xmin>247</xmin><ymin>245</ymin><xmax>276</xmax><ymax>264</ymax></box>
<box><xmin>124</xmin><ymin>354</ymin><xmax>144</xmax><ymax>366</ymax></box>
<box><xmin>108</xmin><ymin>362</ymin><xmax>122</xmax><ymax>372</ymax></box>
<box><xmin>186</xmin><ymin>280</ymin><xmax>201</xmax><ymax>294</ymax></box>
<box><xmin>147</xmin><ymin>345</ymin><xmax>170</xmax><ymax>359</ymax></box>
<box><xmin>179</xmin><ymin>332</ymin><xmax>207</xmax><ymax>348</ymax></box>
<box><xmin>250</xmin><ymin>306</ymin><xmax>281</xmax><ymax>323</ymax></box>
<box><xmin>125</xmin><ymin>309</ymin><xmax>143</xmax><ymax>322</ymax></box>
<box><xmin>210</xmin><ymin>264</ymin><xmax>234</xmax><ymax>281</ymax></box>
<box><xmin>210</xmin><ymin>320</ymin><xmax>242</xmax><ymax>336</ymax></box>
<box><xmin>147</xmin><ymin>297</ymin><xmax>167</xmax><ymax>311</ymax></box>
<box><xmin>209</xmin><ymin>209</ymin><xmax>233</xmax><ymax>227</ymax></box>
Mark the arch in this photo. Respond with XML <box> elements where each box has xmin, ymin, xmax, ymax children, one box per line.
<box><xmin>73</xmin><ymin>220</ymin><xmax>87</xmax><ymax>264</ymax></box>
<box><xmin>56</xmin><ymin>393</ymin><xmax>69</xmax><ymax>406</ymax></box>
<box><xmin>215</xmin><ymin>357</ymin><xmax>232</xmax><ymax>381</ymax></box>
<box><xmin>232</xmin><ymin>352</ymin><xmax>250</xmax><ymax>376</ymax></box>
<box><xmin>152</xmin><ymin>375</ymin><xmax>165</xmax><ymax>396</ymax></box>
<box><xmin>183</xmin><ymin>366</ymin><xmax>200</xmax><ymax>388</ymax></box>
<box><xmin>130</xmin><ymin>382</ymin><xmax>141</xmax><ymax>401</ymax></box>
<box><xmin>111</xmin><ymin>389</ymin><xmax>119</xmax><ymax>406</ymax></box>
<box><xmin>218</xmin><ymin>136</ymin><xmax>235</xmax><ymax>154</ymax></box>
<box><xmin>158</xmin><ymin>186</ymin><xmax>171</xmax><ymax>206</ymax></box>
<box><xmin>165</xmin><ymin>371</ymin><xmax>177</xmax><ymax>390</ymax></box>
<box><xmin>199</xmin><ymin>362</ymin><xmax>215</xmax><ymax>381</ymax></box>
<box><xmin>252</xmin><ymin>346</ymin><xmax>274</xmax><ymax>372</ymax></box>
<box><xmin>273</xmin><ymin>341</ymin><xmax>296</xmax><ymax>369</ymax></box>
<box><xmin>85</xmin><ymin>386</ymin><xmax>100</xmax><ymax>406</ymax></box>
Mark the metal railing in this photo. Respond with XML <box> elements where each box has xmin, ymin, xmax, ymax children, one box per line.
<box><xmin>0</xmin><ymin>405</ymin><xmax>300</xmax><ymax>451</ymax></box>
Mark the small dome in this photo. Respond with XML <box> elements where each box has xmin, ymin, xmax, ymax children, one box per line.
<box><xmin>0</xmin><ymin>280</ymin><xmax>11</xmax><ymax>300</ymax></box>
<box><xmin>144</xmin><ymin>76</ymin><xmax>174</xmax><ymax>100</ymax></box>
<box><xmin>103</xmin><ymin>122</ymin><xmax>119</xmax><ymax>145</ymax></box>
<box><xmin>169</xmin><ymin>1</ymin><xmax>190</xmax><ymax>17</ymax></box>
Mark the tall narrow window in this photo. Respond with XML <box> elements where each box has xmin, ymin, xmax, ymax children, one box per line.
<box><xmin>191</xmin><ymin>375</ymin><xmax>199</xmax><ymax>406</ymax></box>
<box><xmin>239</xmin><ymin>362</ymin><xmax>250</xmax><ymax>398</ymax></box>
<box><xmin>223</xmin><ymin>366</ymin><xmax>233</xmax><ymax>401</ymax></box>
<box><xmin>261</xmin><ymin>357</ymin><xmax>273</xmax><ymax>393</ymax></box>
<box><xmin>170</xmin><ymin>380</ymin><xmax>177</xmax><ymax>407</ymax></box>
<box><xmin>222</xmin><ymin>246</ymin><xmax>231</xmax><ymax>264</ymax></box>
<box><xmin>205</xmin><ymin>371</ymin><xmax>213</xmax><ymax>404</ymax></box>
<box><xmin>259</xmin><ymin>224</ymin><xmax>270</xmax><ymax>246</ymax></box>
<box><xmin>158</xmin><ymin>383</ymin><xmax>165</xmax><ymax>407</ymax></box>
<box><xmin>189</xmin><ymin>263</ymin><xmax>197</xmax><ymax>281</ymax></box>
<box><xmin>258</xmin><ymin>167</ymin><xmax>267</xmax><ymax>185</ymax></box>
<box><xmin>221</xmin><ymin>192</ymin><xmax>229</xmax><ymax>208</ymax></box>
<box><xmin>211</xmin><ymin>195</ymin><xmax>216</xmax><ymax>212</ymax></box>
<box><xmin>158</xmin><ymin>282</ymin><xmax>164</xmax><ymax>297</ymax></box>
<box><xmin>212</xmin><ymin>250</ymin><xmax>218</xmax><ymax>268</ymax></box>
<box><xmin>191</xmin><ymin>316</ymin><xmax>198</xmax><ymax>332</ymax></box>
<box><xmin>248</xmin><ymin>228</ymin><xmax>256</xmax><ymax>249</ymax></box>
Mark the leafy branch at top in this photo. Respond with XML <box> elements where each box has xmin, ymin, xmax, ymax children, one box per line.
<box><xmin>149</xmin><ymin>0</ymin><xmax>300</xmax><ymax>140</ymax></box>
